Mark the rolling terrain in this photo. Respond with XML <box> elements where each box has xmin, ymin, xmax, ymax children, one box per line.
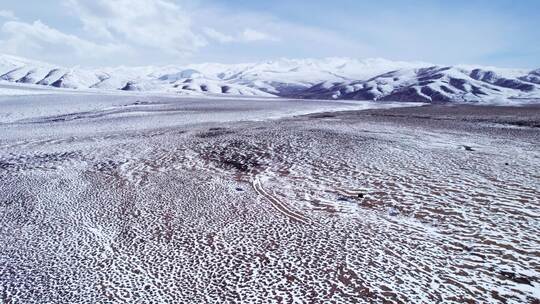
<box><xmin>2</xmin><ymin>54</ymin><xmax>539</xmax><ymax>102</ymax></box>
<box><xmin>0</xmin><ymin>91</ymin><xmax>539</xmax><ymax>302</ymax></box>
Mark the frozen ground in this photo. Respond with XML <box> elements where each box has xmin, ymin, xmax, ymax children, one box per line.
<box><xmin>0</xmin><ymin>92</ymin><xmax>539</xmax><ymax>303</ymax></box>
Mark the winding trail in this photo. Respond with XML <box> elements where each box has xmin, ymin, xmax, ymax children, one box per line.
<box><xmin>252</xmin><ymin>176</ymin><xmax>311</xmax><ymax>225</ymax></box>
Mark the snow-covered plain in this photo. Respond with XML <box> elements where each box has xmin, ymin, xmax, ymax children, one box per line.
<box><xmin>0</xmin><ymin>89</ymin><xmax>539</xmax><ymax>303</ymax></box>
<box><xmin>0</xmin><ymin>83</ymin><xmax>416</xmax><ymax>126</ymax></box>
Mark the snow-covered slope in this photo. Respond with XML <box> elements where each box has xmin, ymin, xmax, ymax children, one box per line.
<box><xmin>297</xmin><ymin>66</ymin><xmax>540</xmax><ymax>103</ymax></box>
<box><xmin>189</xmin><ymin>58</ymin><xmax>427</xmax><ymax>95</ymax></box>
<box><xmin>1</xmin><ymin>53</ymin><xmax>539</xmax><ymax>102</ymax></box>
<box><xmin>0</xmin><ymin>54</ymin><xmax>274</xmax><ymax>97</ymax></box>
<box><xmin>519</xmin><ymin>69</ymin><xmax>540</xmax><ymax>85</ymax></box>
<box><xmin>0</xmin><ymin>54</ymin><xmax>52</xmax><ymax>75</ymax></box>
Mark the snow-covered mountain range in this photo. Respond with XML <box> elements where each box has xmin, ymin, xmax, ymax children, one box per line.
<box><xmin>1</xmin><ymin>54</ymin><xmax>539</xmax><ymax>103</ymax></box>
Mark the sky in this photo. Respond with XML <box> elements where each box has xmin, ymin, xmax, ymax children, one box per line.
<box><xmin>0</xmin><ymin>0</ymin><xmax>538</xmax><ymax>68</ymax></box>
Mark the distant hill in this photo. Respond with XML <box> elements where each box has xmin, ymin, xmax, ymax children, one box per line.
<box><xmin>1</xmin><ymin>54</ymin><xmax>539</xmax><ymax>102</ymax></box>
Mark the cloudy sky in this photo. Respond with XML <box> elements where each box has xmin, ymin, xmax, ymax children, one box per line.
<box><xmin>0</xmin><ymin>0</ymin><xmax>538</xmax><ymax>68</ymax></box>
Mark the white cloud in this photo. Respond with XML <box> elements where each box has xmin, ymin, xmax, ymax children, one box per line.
<box><xmin>1</xmin><ymin>20</ymin><xmax>126</xmax><ymax>60</ymax></box>
<box><xmin>64</xmin><ymin>0</ymin><xmax>207</xmax><ymax>55</ymax></box>
<box><xmin>203</xmin><ymin>27</ymin><xmax>235</xmax><ymax>43</ymax></box>
<box><xmin>0</xmin><ymin>0</ymin><xmax>372</xmax><ymax>66</ymax></box>
<box><xmin>0</xmin><ymin>0</ymin><xmax>291</xmax><ymax>66</ymax></box>
<box><xmin>0</xmin><ymin>10</ymin><xmax>18</xmax><ymax>20</ymax></box>
<box><xmin>203</xmin><ymin>27</ymin><xmax>279</xmax><ymax>44</ymax></box>
<box><xmin>191</xmin><ymin>6</ymin><xmax>367</xmax><ymax>57</ymax></box>
<box><xmin>241</xmin><ymin>28</ymin><xmax>278</xmax><ymax>42</ymax></box>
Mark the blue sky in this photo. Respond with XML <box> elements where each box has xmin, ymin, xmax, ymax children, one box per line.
<box><xmin>0</xmin><ymin>0</ymin><xmax>538</xmax><ymax>68</ymax></box>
